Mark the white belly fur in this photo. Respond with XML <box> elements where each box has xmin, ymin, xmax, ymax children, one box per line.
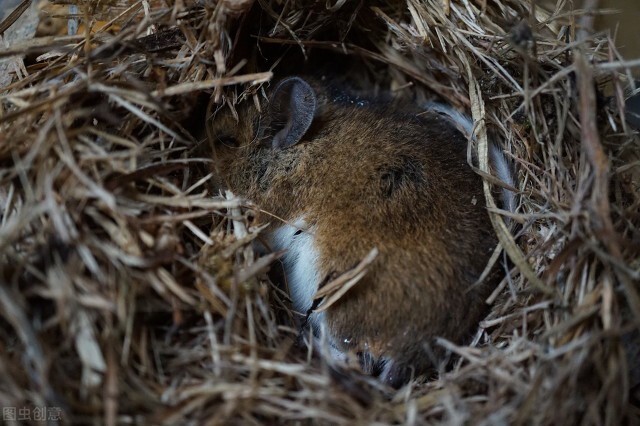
<box><xmin>268</xmin><ymin>218</ymin><xmax>322</xmax><ymax>319</ymax></box>
<box><xmin>267</xmin><ymin>218</ymin><xmax>358</xmax><ymax>366</ymax></box>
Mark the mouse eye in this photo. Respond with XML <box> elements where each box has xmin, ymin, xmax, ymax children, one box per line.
<box><xmin>216</xmin><ymin>134</ymin><xmax>239</xmax><ymax>148</ymax></box>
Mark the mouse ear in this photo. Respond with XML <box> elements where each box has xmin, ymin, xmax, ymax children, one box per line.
<box><xmin>269</xmin><ymin>77</ymin><xmax>317</xmax><ymax>149</ymax></box>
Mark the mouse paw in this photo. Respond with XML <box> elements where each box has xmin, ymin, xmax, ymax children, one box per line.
<box><xmin>376</xmin><ymin>360</ymin><xmax>416</xmax><ymax>389</ymax></box>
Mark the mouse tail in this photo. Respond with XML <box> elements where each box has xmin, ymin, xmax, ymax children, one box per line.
<box><xmin>423</xmin><ymin>102</ymin><xmax>518</xmax><ymax>215</ymax></box>
<box><xmin>488</xmin><ymin>143</ymin><xmax>517</xmax><ymax>215</ymax></box>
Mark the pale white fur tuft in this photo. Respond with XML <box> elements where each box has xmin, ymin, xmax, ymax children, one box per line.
<box><xmin>268</xmin><ymin>218</ymin><xmax>350</xmax><ymax>365</ymax></box>
<box><xmin>268</xmin><ymin>218</ymin><xmax>325</xmax><ymax>326</ymax></box>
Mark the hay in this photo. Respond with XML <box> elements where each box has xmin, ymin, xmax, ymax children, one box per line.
<box><xmin>0</xmin><ymin>0</ymin><xmax>639</xmax><ymax>424</ymax></box>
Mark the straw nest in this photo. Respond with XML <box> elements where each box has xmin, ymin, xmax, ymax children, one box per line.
<box><xmin>1</xmin><ymin>0</ymin><xmax>639</xmax><ymax>424</ymax></box>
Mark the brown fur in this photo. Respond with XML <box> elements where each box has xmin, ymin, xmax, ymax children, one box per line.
<box><xmin>207</xmin><ymin>78</ymin><xmax>498</xmax><ymax>385</ymax></box>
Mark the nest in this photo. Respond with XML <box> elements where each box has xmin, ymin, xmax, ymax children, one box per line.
<box><xmin>1</xmin><ymin>0</ymin><xmax>639</xmax><ymax>424</ymax></box>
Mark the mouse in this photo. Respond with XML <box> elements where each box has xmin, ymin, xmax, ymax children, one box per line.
<box><xmin>206</xmin><ymin>76</ymin><xmax>515</xmax><ymax>387</ymax></box>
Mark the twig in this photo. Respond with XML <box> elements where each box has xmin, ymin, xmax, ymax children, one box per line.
<box><xmin>573</xmin><ymin>0</ymin><xmax>640</xmax><ymax>320</ymax></box>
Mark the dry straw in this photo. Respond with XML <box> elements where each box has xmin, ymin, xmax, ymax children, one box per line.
<box><xmin>0</xmin><ymin>0</ymin><xmax>639</xmax><ymax>424</ymax></box>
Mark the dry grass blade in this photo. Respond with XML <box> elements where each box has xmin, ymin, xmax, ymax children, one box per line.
<box><xmin>313</xmin><ymin>247</ymin><xmax>379</xmax><ymax>312</ymax></box>
<box><xmin>151</xmin><ymin>72</ymin><xmax>273</xmax><ymax>97</ymax></box>
<box><xmin>0</xmin><ymin>0</ymin><xmax>31</xmax><ymax>36</ymax></box>
<box><xmin>573</xmin><ymin>0</ymin><xmax>640</xmax><ymax>322</ymax></box>
<box><xmin>465</xmin><ymin>56</ymin><xmax>555</xmax><ymax>296</ymax></box>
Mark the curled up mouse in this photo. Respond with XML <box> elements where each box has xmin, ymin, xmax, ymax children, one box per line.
<box><xmin>206</xmin><ymin>77</ymin><xmax>515</xmax><ymax>388</ymax></box>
